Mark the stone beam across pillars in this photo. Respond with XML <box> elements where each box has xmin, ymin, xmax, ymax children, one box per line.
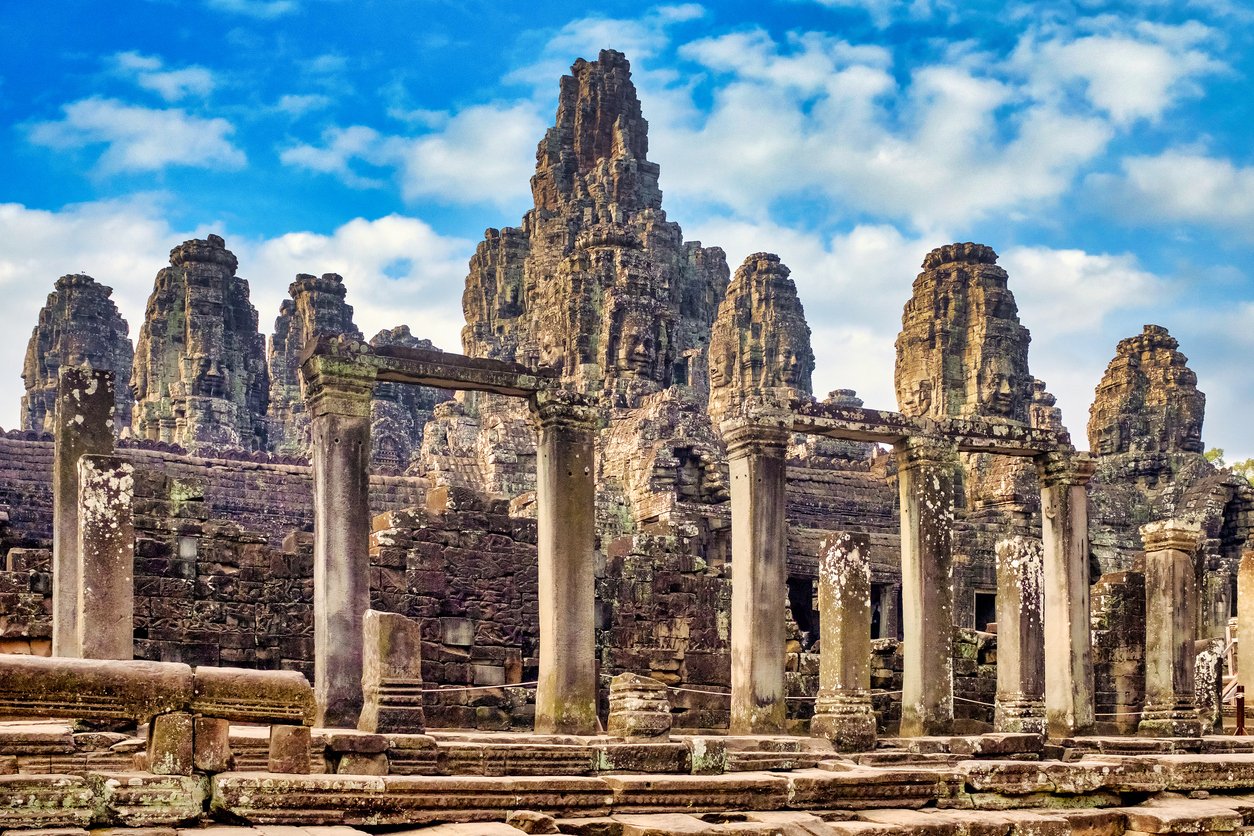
<box><xmin>812</xmin><ymin>532</ymin><xmax>876</xmax><ymax>751</ymax></box>
<box><xmin>1139</xmin><ymin>518</ymin><xmax>1205</xmax><ymax>737</ymax></box>
<box><xmin>77</xmin><ymin>454</ymin><xmax>134</xmax><ymax>660</ymax></box>
<box><xmin>894</xmin><ymin>435</ymin><xmax>958</xmax><ymax>737</ymax></box>
<box><xmin>530</xmin><ymin>389</ymin><xmax>599</xmax><ymax>735</ymax></box>
<box><xmin>1036</xmin><ymin>451</ymin><xmax>1097</xmax><ymax>739</ymax></box>
<box><xmin>722</xmin><ymin>411</ymin><xmax>791</xmax><ymax>735</ymax></box>
<box><xmin>994</xmin><ymin>536</ymin><xmax>1045</xmax><ymax>735</ymax></box>
<box><xmin>53</xmin><ymin>367</ymin><xmax>116</xmax><ymax>657</ymax></box>
<box><xmin>301</xmin><ymin>346</ymin><xmax>377</xmax><ymax>728</ymax></box>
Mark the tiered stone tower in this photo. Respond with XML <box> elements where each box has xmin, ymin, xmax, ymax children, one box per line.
<box><xmin>707</xmin><ymin>252</ymin><xmax>814</xmax><ymax>422</ymax></box>
<box><xmin>368</xmin><ymin>325</ymin><xmax>448</xmax><ymax>473</ymax></box>
<box><xmin>461</xmin><ymin>49</ymin><xmax>728</xmax><ymax>408</ymax></box>
<box><xmin>130</xmin><ymin>235</ymin><xmax>270</xmax><ymax>452</ymax></box>
<box><xmin>21</xmin><ymin>274</ymin><xmax>133</xmax><ymax>435</ymax></box>
<box><xmin>895</xmin><ymin>243</ymin><xmax>1033</xmax><ymax>424</ymax></box>
<box><xmin>267</xmin><ymin>273</ymin><xmax>363</xmax><ymax>457</ymax></box>
<box><xmin>1088</xmin><ymin>324</ymin><xmax>1205</xmax><ymax>456</ymax></box>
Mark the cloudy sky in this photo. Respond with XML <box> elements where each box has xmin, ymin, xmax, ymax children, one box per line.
<box><xmin>3</xmin><ymin>0</ymin><xmax>1252</xmax><ymax>459</ymax></box>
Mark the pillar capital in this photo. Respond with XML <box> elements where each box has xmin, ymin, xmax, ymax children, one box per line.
<box><xmin>1035</xmin><ymin>450</ymin><xmax>1095</xmax><ymax>488</ymax></box>
<box><xmin>892</xmin><ymin>435</ymin><xmax>957</xmax><ymax>472</ymax></box>
<box><xmin>528</xmin><ymin>388</ymin><xmax>599</xmax><ymax>431</ymax></box>
<box><xmin>1140</xmin><ymin>518</ymin><xmax>1204</xmax><ymax>555</ymax></box>
<box><xmin>301</xmin><ymin>353</ymin><xmax>376</xmax><ymax>419</ymax></box>
<box><xmin>719</xmin><ymin>412</ymin><xmax>790</xmax><ymax>458</ymax></box>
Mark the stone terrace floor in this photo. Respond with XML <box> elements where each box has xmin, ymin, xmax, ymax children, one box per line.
<box><xmin>7</xmin><ymin>723</ymin><xmax>1254</xmax><ymax>835</ymax></box>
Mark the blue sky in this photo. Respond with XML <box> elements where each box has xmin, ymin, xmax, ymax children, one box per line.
<box><xmin>3</xmin><ymin>0</ymin><xmax>1253</xmax><ymax>460</ymax></box>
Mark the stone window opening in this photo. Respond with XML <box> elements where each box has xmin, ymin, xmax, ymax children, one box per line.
<box><xmin>787</xmin><ymin>576</ymin><xmax>818</xmax><ymax>650</ymax></box>
<box><xmin>974</xmin><ymin>590</ymin><xmax>997</xmax><ymax>632</ymax></box>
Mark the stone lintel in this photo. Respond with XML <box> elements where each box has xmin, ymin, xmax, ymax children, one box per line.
<box><xmin>892</xmin><ymin>434</ymin><xmax>958</xmax><ymax>470</ymax></box>
<box><xmin>789</xmin><ymin>399</ymin><xmax>1069</xmax><ymax>455</ymax></box>
<box><xmin>301</xmin><ymin>333</ymin><xmax>556</xmax><ymax>397</ymax></box>
<box><xmin>192</xmin><ymin>666</ymin><xmax>316</xmax><ymax>726</ymax></box>
<box><xmin>1141</xmin><ymin>518</ymin><xmax>1205</xmax><ymax>555</ymax></box>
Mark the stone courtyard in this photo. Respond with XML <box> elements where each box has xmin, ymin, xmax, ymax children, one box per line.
<box><xmin>1</xmin><ymin>49</ymin><xmax>1254</xmax><ymax>835</ymax></box>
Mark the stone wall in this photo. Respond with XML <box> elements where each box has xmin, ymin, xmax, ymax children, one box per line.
<box><xmin>1091</xmin><ymin>570</ymin><xmax>1147</xmax><ymax>734</ymax></box>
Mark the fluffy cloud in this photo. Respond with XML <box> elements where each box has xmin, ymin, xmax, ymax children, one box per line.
<box><xmin>28</xmin><ymin>98</ymin><xmax>246</xmax><ymax>173</ymax></box>
<box><xmin>1088</xmin><ymin>150</ymin><xmax>1254</xmax><ymax>233</ymax></box>
<box><xmin>204</xmin><ymin>0</ymin><xmax>298</xmax><ymax>18</ymax></box>
<box><xmin>114</xmin><ymin>52</ymin><xmax>216</xmax><ymax>102</ymax></box>
<box><xmin>281</xmin><ymin>104</ymin><xmax>545</xmax><ymax>210</ymax></box>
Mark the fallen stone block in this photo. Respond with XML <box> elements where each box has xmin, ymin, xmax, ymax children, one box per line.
<box><xmin>85</xmin><ymin>772</ymin><xmax>206</xmax><ymax>827</ymax></box>
<box><xmin>0</xmin><ymin>657</ymin><xmax>192</xmax><ymax>724</ymax></box>
<box><xmin>269</xmin><ymin>726</ymin><xmax>312</xmax><ymax>775</ymax></box>
<box><xmin>148</xmin><ymin>712</ymin><xmax>194</xmax><ymax>776</ymax></box>
<box><xmin>194</xmin><ymin>717</ymin><xmax>233</xmax><ymax>774</ymax></box>
<box><xmin>788</xmin><ymin>767</ymin><xmax>952</xmax><ymax>810</ymax></box>
<box><xmin>0</xmin><ymin>774</ymin><xmax>93</xmax><ymax>828</ymax></box>
<box><xmin>383</xmin><ymin>734</ymin><xmax>438</xmax><ymax>776</ymax></box>
<box><xmin>192</xmin><ymin>667</ymin><xmax>315</xmax><ymax>726</ymax></box>
<box><xmin>595</xmin><ymin>741</ymin><xmax>691</xmax><ymax>774</ymax></box>
<box><xmin>602</xmin><ymin>772</ymin><xmax>789</xmax><ymax>814</ymax></box>
<box><xmin>1154</xmin><ymin>755</ymin><xmax>1254</xmax><ymax>792</ymax></box>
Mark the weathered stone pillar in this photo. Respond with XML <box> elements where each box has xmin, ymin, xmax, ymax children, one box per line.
<box><xmin>77</xmin><ymin>454</ymin><xmax>134</xmax><ymax>660</ymax></box>
<box><xmin>301</xmin><ymin>350</ymin><xmax>376</xmax><ymax>728</ymax></box>
<box><xmin>895</xmin><ymin>436</ymin><xmax>957</xmax><ymax>737</ymax></box>
<box><xmin>530</xmin><ymin>390</ymin><xmax>598</xmax><ymax>735</ymax></box>
<box><xmin>360</xmin><ymin>609</ymin><xmax>426</xmax><ymax>734</ymax></box>
<box><xmin>812</xmin><ymin>532</ymin><xmax>876</xmax><ymax>751</ymax></box>
<box><xmin>1036</xmin><ymin>451</ymin><xmax>1096</xmax><ymax>738</ymax></box>
<box><xmin>53</xmin><ymin>367</ymin><xmax>116</xmax><ymax>657</ymax></box>
<box><xmin>1238</xmin><ymin>548</ymin><xmax>1254</xmax><ymax>698</ymax></box>
<box><xmin>1138</xmin><ymin>518</ymin><xmax>1204</xmax><ymax>737</ymax></box>
<box><xmin>722</xmin><ymin>414</ymin><xmax>790</xmax><ymax>735</ymax></box>
<box><xmin>994</xmin><ymin>536</ymin><xmax>1045</xmax><ymax>735</ymax></box>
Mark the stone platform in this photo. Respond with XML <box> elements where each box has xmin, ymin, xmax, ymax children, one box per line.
<box><xmin>6</xmin><ymin>724</ymin><xmax>1254</xmax><ymax>834</ymax></box>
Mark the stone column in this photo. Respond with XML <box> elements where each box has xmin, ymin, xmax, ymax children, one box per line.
<box><xmin>895</xmin><ymin>436</ymin><xmax>957</xmax><ymax>737</ymax></box>
<box><xmin>811</xmin><ymin>532</ymin><xmax>876</xmax><ymax>751</ymax></box>
<box><xmin>1138</xmin><ymin>518</ymin><xmax>1204</xmax><ymax>737</ymax></box>
<box><xmin>722</xmin><ymin>414</ymin><xmax>790</xmax><ymax>735</ymax></box>
<box><xmin>52</xmin><ymin>367</ymin><xmax>116</xmax><ymax>657</ymax></box>
<box><xmin>994</xmin><ymin>536</ymin><xmax>1045</xmax><ymax>735</ymax></box>
<box><xmin>530</xmin><ymin>390</ymin><xmax>599</xmax><ymax>735</ymax></box>
<box><xmin>1036</xmin><ymin>451</ymin><xmax>1096</xmax><ymax>738</ymax></box>
<box><xmin>77</xmin><ymin>454</ymin><xmax>134</xmax><ymax>660</ymax></box>
<box><xmin>301</xmin><ymin>351</ymin><xmax>376</xmax><ymax>728</ymax></box>
<box><xmin>1238</xmin><ymin>548</ymin><xmax>1254</xmax><ymax>699</ymax></box>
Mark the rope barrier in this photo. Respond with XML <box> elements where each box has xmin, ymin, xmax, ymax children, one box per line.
<box><xmin>413</xmin><ymin>681</ymin><xmax>538</xmax><ymax>694</ymax></box>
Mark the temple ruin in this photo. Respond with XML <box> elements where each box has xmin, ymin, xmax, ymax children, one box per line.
<box><xmin>2</xmin><ymin>48</ymin><xmax>1254</xmax><ymax>835</ymax></box>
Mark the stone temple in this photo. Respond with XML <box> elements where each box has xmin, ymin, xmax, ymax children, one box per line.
<box><xmin>1</xmin><ymin>48</ymin><xmax>1254</xmax><ymax>835</ymax></box>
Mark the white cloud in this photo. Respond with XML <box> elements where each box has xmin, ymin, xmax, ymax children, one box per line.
<box><xmin>1088</xmin><ymin>150</ymin><xmax>1254</xmax><ymax>233</ymax></box>
<box><xmin>237</xmin><ymin>216</ymin><xmax>475</xmax><ymax>353</ymax></box>
<box><xmin>806</xmin><ymin>0</ymin><xmax>956</xmax><ymax>29</ymax></box>
<box><xmin>28</xmin><ymin>98</ymin><xmax>246</xmax><ymax>173</ymax></box>
<box><xmin>1011</xmin><ymin>20</ymin><xmax>1224</xmax><ymax>125</ymax></box>
<box><xmin>114</xmin><ymin>51</ymin><xmax>216</xmax><ymax>102</ymax></box>
<box><xmin>280</xmin><ymin>125</ymin><xmax>388</xmax><ymax>188</ymax></box>
<box><xmin>276</xmin><ymin>93</ymin><xmax>332</xmax><ymax>117</ymax></box>
<box><xmin>205</xmin><ymin>0</ymin><xmax>297</xmax><ymax>18</ymax></box>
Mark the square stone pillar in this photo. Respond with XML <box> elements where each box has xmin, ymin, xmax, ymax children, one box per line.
<box><xmin>1138</xmin><ymin>518</ymin><xmax>1204</xmax><ymax>737</ymax></box>
<box><xmin>994</xmin><ymin>535</ymin><xmax>1045</xmax><ymax>735</ymax></box>
<box><xmin>811</xmin><ymin>532</ymin><xmax>876</xmax><ymax>751</ymax></box>
<box><xmin>77</xmin><ymin>454</ymin><xmax>134</xmax><ymax>660</ymax></box>
<box><xmin>1238</xmin><ymin>548</ymin><xmax>1254</xmax><ymax>698</ymax></box>
<box><xmin>722</xmin><ymin>415</ymin><xmax>790</xmax><ymax>735</ymax></box>
<box><xmin>301</xmin><ymin>349</ymin><xmax>377</xmax><ymax>728</ymax></box>
<box><xmin>530</xmin><ymin>390</ymin><xmax>599</xmax><ymax>735</ymax></box>
<box><xmin>360</xmin><ymin>609</ymin><xmax>426</xmax><ymax>733</ymax></box>
<box><xmin>894</xmin><ymin>436</ymin><xmax>957</xmax><ymax>737</ymax></box>
<box><xmin>1036</xmin><ymin>451</ymin><xmax>1096</xmax><ymax>738</ymax></box>
<box><xmin>53</xmin><ymin>367</ymin><xmax>116</xmax><ymax>657</ymax></box>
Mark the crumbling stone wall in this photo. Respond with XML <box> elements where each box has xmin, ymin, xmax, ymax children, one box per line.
<box><xmin>1091</xmin><ymin>570</ymin><xmax>1146</xmax><ymax>734</ymax></box>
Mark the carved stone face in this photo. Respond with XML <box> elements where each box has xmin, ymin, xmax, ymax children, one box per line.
<box><xmin>775</xmin><ymin>346</ymin><xmax>803</xmax><ymax>386</ymax></box>
<box><xmin>977</xmin><ymin>355</ymin><xmax>1017</xmax><ymax>417</ymax></box>
<box><xmin>615</xmin><ymin>314</ymin><xmax>658</xmax><ymax>376</ymax></box>
<box><xmin>901</xmin><ymin>378</ymin><xmax>932</xmax><ymax>417</ymax></box>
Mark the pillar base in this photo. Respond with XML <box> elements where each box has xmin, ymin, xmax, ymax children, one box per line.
<box><xmin>994</xmin><ymin>694</ymin><xmax>1046</xmax><ymax>736</ymax></box>
<box><xmin>1138</xmin><ymin>702</ymin><xmax>1203</xmax><ymax>738</ymax></box>
<box><xmin>811</xmin><ymin>689</ymin><xmax>876</xmax><ymax>752</ymax></box>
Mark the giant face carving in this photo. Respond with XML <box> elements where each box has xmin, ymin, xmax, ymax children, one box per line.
<box><xmin>977</xmin><ymin>354</ymin><xmax>1017</xmax><ymax>418</ymax></box>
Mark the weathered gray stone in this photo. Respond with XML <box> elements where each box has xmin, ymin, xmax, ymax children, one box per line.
<box><xmin>1139</xmin><ymin>518</ymin><xmax>1204</xmax><ymax>737</ymax></box>
<box><xmin>607</xmin><ymin>673</ymin><xmax>671</xmax><ymax>740</ymax></box>
<box><xmin>76</xmin><ymin>454</ymin><xmax>134</xmax><ymax>660</ymax></box>
<box><xmin>994</xmin><ymin>536</ymin><xmax>1045</xmax><ymax>736</ymax></box>
<box><xmin>147</xmin><ymin>712</ymin><xmax>193</xmax><ymax>776</ymax></box>
<box><xmin>193</xmin><ymin>717</ymin><xmax>232</xmax><ymax>773</ymax></box>
<box><xmin>269</xmin><ymin>725</ymin><xmax>312</xmax><ymax>775</ymax></box>
<box><xmin>192</xmin><ymin>666</ymin><xmax>315</xmax><ymax>726</ymax></box>
<box><xmin>0</xmin><ymin>656</ymin><xmax>192</xmax><ymax>722</ymax></box>
<box><xmin>812</xmin><ymin>532</ymin><xmax>875</xmax><ymax>752</ymax></box>
<box><xmin>359</xmin><ymin>609</ymin><xmax>426</xmax><ymax>734</ymax></box>
<box><xmin>52</xmin><ymin>367</ymin><xmax>116</xmax><ymax>658</ymax></box>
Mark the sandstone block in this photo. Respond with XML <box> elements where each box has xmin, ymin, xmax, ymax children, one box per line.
<box><xmin>193</xmin><ymin>717</ymin><xmax>232</xmax><ymax>773</ymax></box>
<box><xmin>147</xmin><ymin>712</ymin><xmax>193</xmax><ymax>776</ymax></box>
<box><xmin>269</xmin><ymin>726</ymin><xmax>312</xmax><ymax>774</ymax></box>
<box><xmin>192</xmin><ymin>666</ymin><xmax>315</xmax><ymax>726</ymax></box>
